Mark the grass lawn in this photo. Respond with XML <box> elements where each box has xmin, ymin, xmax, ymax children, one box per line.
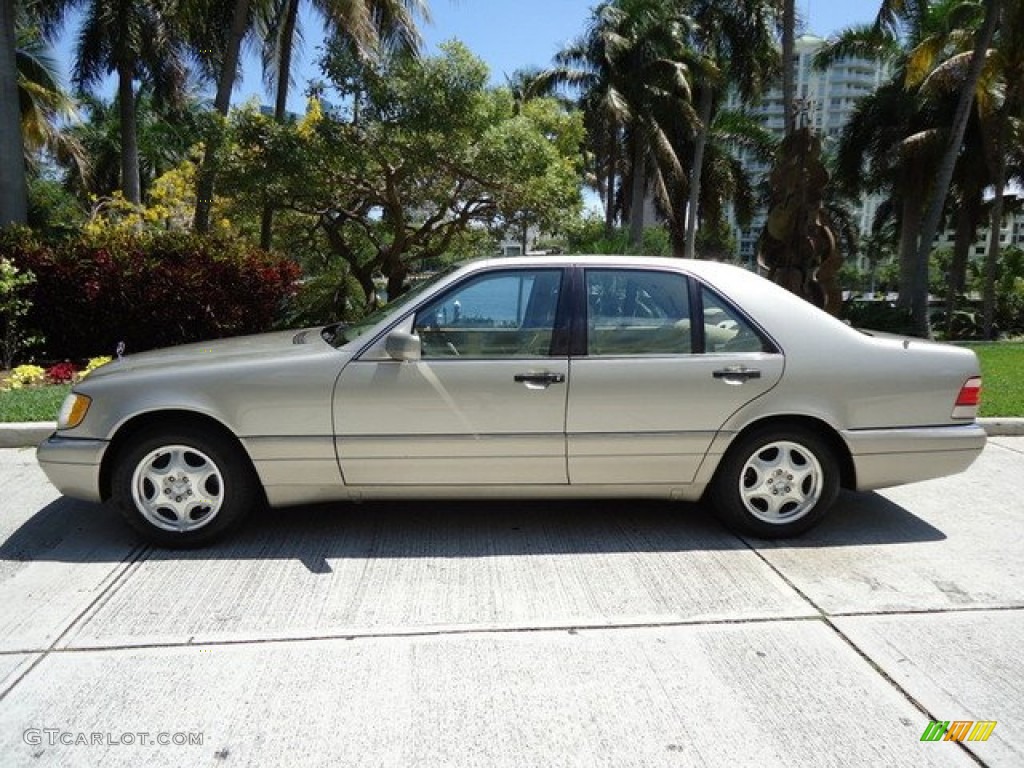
<box><xmin>0</xmin><ymin>383</ymin><xmax>71</xmax><ymax>423</ymax></box>
<box><xmin>969</xmin><ymin>342</ymin><xmax>1024</xmax><ymax>418</ymax></box>
<box><xmin>0</xmin><ymin>342</ymin><xmax>1020</xmax><ymax>423</ymax></box>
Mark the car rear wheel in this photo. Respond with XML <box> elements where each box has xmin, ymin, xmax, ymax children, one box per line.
<box><xmin>111</xmin><ymin>427</ymin><xmax>257</xmax><ymax>547</ymax></box>
<box><xmin>711</xmin><ymin>426</ymin><xmax>839</xmax><ymax>538</ymax></box>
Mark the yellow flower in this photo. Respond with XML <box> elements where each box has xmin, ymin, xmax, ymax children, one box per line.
<box><xmin>81</xmin><ymin>356</ymin><xmax>113</xmax><ymax>377</ymax></box>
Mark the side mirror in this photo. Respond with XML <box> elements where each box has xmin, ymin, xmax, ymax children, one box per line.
<box><xmin>385</xmin><ymin>331</ymin><xmax>421</xmax><ymax>362</ymax></box>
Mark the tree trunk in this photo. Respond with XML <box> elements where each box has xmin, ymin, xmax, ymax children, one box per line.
<box><xmin>896</xmin><ymin>192</ymin><xmax>921</xmax><ymax>309</ymax></box>
<box><xmin>781</xmin><ymin>0</ymin><xmax>796</xmax><ymax>135</ymax></box>
<box><xmin>982</xmin><ymin>128</ymin><xmax>1006</xmax><ymax>339</ymax></box>
<box><xmin>684</xmin><ymin>85</ymin><xmax>714</xmax><ymax>259</ymax></box>
<box><xmin>604</xmin><ymin>122</ymin><xmax>617</xmax><ymax>237</ymax></box>
<box><xmin>0</xmin><ymin>0</ymin><xmax>26</xmax><ymax>226</ymax></box>
<box><xmin>910</xmin><ymin>0</ymin><xmax>1000</xmax><ymax>337</ymax></box>
<box><xmin>629</xmin><ymin>139</ymin><xmax>646</xmax><ymax>248</ymax></box>
<box><xmin>386</xmin><ymin>262</ymin><xmax>408</xmax><ymax>301</ymax></box>
<box><xmin>944</xmin><ymin>190</ymin><xmax>980</xmax><ymax>337</ymax></box>
<box><xmin>195</xmin><ymin>0</ymin><xmax>250</xmax><ymax>233</ymax></box>
<box><xmin>117</xmin><ymin>64</ymin><xmax>142</xmax><ymax>205</ymax></box>
<box><xmin>259</xmin><ymin>0</ymin><xmax>300</xmax><ymax>250</ymax></box>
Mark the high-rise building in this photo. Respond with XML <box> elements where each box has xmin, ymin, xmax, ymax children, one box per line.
<box><xmin>727</xmin><ymin>34</ymin><xmax>891</xmax><ymax>269</ymax></box>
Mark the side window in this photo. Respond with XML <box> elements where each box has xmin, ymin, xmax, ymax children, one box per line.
<box><xmin>413</xmin><ymin>269</ymin><xmax>562</xmax><ymax>358</ymax></box>
<box><xmin>585</xmin><ymin>269</ymin><xmax>692</xmax><ymax>355</ymax></box>
<box><xmin>701</xmin><ymin>287</ymin><xmax>771</xmax><ymax>353</ymax></box>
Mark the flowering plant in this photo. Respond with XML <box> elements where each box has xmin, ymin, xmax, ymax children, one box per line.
<box><xmin>4</xmin><ymin>364</ymin><xmax>46</xmax><ymax>390</ymax></box>
<box><xmin>82</xmin><ymin>356</ymin><xmax>112</xmax><ymax>376</ymax></box>
<box><xmin>46</xmin><ymin>361</ymin><xmax>78</xmax><ymax>384</ymax></box>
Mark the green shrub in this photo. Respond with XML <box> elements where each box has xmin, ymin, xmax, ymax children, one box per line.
<box><xmin>840</xmin><ymin>301</ymin><xmax>916</xmax><ymax>335</ymax></box>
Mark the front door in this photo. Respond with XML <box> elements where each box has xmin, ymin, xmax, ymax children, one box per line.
<box><xmin>335</xmin><ymin>268</ymin><xmax>570</xmax><ymax>486</ymax></box>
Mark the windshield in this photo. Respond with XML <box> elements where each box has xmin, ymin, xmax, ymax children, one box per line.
<box><xmin>325</xmin><ymin>266</ymin><xmax>460</xmax><ymax>348</ymax></box>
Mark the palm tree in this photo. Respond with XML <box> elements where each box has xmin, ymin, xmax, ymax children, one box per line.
<box><xmin>655</xmin><ymin>106</ymin><xmax>775</xmax><ymax>257</ymax></box>
<box><xmin>191</xmin><ymin>0</ymin><xmax>252</xmax><ymax>233</ymax></box>
<box><xmin>64</xmin><ymin>90</ymin><xmax>205</xmax><ymax>201</ymax></box>
<box><xmin>0</xmin><ymin>0</ymin><xmax>27</xmax><ymax>225</ymax></box>
<box><xmin>545</xmin><ymin>0</ymin><xmax>696</xmax><ymax>247</ymax></box>
<box><xmin>977</xmin><ymin>0</ymin><xmax>1024</xmax><ymax>337</ymax></box>
<box><xmin>40</xmin><ymin>0</ymin><xmax>188</xmax><ymax>206</ymax></box>
<box><xmin>15</xmin><ymin>21</ymin><xmax>83</xmax><ymax>171</ymax></box>
<box><xmin>818</xmin><ymin>0</ymin><xmax>994</xmax><ymax>333</ymax></box>
<box><xmin>909</xmin><ymin>0</ymin><xmax>999</xmax><ymax>336</ymax></box>
<box><xmin>681</xmin><ymin>0</ymin><xmax>779</xmax><ymax>258</ymax></box>
<box><xmin>255</xmin><ymin>0</ymin><xmax>428</xmax><ymax>248</ymax></box>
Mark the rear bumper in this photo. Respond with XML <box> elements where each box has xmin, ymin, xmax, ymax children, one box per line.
<box><xmin>842</xmin><ymin>423</ymin><xmax>987</xmax><ymax>491</ymax></box>
<box><xmin>36</xmin><ymin>434</ymin><xmax>108</xmax><ymax>503</ymax></box>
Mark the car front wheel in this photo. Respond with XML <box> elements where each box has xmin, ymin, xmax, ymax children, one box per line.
<box><xmin>111</xmin><ymin>427</ymin><xmax>257</xmax><ymax>547</ymax></box>
<box><xmin>711</xmin><ymin>426</ymin><xmax>839</xmax><ymax>538</ymax></box>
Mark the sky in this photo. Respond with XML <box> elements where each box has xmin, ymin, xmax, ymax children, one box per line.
<box><xmin>53</xmin><ymin>0</ymin><xmax>877</xmax><ymax>114</ymax></box>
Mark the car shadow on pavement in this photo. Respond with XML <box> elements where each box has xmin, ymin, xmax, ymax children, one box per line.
<box><xmin>3</xmin><ymin>488</ymin><xmax>945</xmax><ymax>570</ymax></box>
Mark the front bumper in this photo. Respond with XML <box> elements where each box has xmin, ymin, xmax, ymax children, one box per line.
<box><xmin>842</xmin><ymin>423</ymin><xmax>987</xmax><ymax>491</ymax></box>
<box><xmin>36</xmin><ymin>434</ymin><xmax>109</xmax><ymax>503</ymax></box>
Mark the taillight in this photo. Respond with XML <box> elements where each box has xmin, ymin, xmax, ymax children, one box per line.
<box><xmin>952</xmin><ymin>376</ymin><xmax>982</xmax><ymax>419</ymax></box>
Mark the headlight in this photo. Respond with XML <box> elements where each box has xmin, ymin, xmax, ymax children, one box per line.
<box><xmin>57</xmin><ymin>393</ymin><xmax>92</xmax><ymax>430</ymax></box>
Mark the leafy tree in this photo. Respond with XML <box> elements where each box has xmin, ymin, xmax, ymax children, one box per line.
<box><xmin>220</xmin><ymin>43</ymin><xmax>583</xmax><ymax>301</ymax></box>
<box><xmin>255</xmin><ymin>0</ymin><xmax>428</xmax><ymax>248</ymax></box>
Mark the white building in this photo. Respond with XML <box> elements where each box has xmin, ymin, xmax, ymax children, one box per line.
<box><xmin>727</xmin><ymin>34</ymin><xmax>891</xmax><ymax>268</ymax></box>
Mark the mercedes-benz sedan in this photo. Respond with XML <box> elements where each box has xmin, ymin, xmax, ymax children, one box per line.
<box><xmin>38</xmin><ymin>255</ymin><xmax>986</xmax><ymax>546</ymax></box>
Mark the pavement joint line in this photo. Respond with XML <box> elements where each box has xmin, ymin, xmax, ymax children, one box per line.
<box><xmin>0</xmin><ymin>542</ymin><xmax>153</xmax><ymax>703</ymax></box>
<box><xmin>739</xmin><ymin>538</ymin><xmax>990</xmax><ymax>767</ymax></box>
<box><xmin>829</xmin><ymin>604</ymin><xmax>1024</xmax><ymax>618</ymax></box>
<box><xmin>2</xmin><ymin>613</ymin><xmax>831</xmax><ymax>656</ymax></box>
<box><xmin>989</xmin><ymin>439</ymin><xmax>1024</xmax><ymax>456</ymax></box>
<box><xmin>3</xmin><ymin>601</ymin><xmax>1020</xmax><ymax>658</ymax></box>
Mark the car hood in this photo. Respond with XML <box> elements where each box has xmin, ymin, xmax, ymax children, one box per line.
<box><xmin>83</xmin><ymin>328</ymin><xmax>330</xmax><ymax>380</ymax></box>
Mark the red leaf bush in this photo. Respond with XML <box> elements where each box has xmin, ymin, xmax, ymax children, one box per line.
<box><xmin>46</xmin><ymin>361</ymin><xmax>78</xmax><ymax>384</ymax></box>
<box><xmin>0</xmin><ymin>228</ymin><xmax>301</xmax><ymax>360</ymax></box>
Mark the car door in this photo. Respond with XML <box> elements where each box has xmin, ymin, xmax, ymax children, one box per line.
<box><xmin>334</xmin><ymin>267</ymin><xmax>570</xmax><ymax>486</ymax></box>
<box><xmin>566</xmin><ymin>267</ymin><xmax>784</xmax><ymax>486</ymax></box>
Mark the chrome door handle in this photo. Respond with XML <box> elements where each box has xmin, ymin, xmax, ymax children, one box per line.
<box><xmin>514</xmin><ymin>372</ymin><xmax>566</xmax><ymax>385</ymax></box>
<box><xmin>712</xmin><ymin>367</ymin><xmax>761</xmax><ymax>382</ymax></box>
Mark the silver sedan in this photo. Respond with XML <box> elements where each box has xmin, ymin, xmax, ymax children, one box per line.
<box><xmin>38</xmin><ymin>255</ymin><xmax>986</xmax><ymax>546</ymax></box>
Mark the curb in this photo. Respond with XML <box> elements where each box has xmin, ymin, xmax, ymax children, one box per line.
<box><xmin>0</xmin><ymin>422</ymin><xmax>56</xmax><ymax>449</ymax></box>
<box><xmin>1</xmin><ymin>418</ymin><xmax>1022</xmax><ymax>451</ymax></box>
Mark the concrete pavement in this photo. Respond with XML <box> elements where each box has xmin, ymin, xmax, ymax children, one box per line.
<box><xmin>0</xmin><ymin>439</ymin><xmax>1021</xmax><ymax>766</ymax></box>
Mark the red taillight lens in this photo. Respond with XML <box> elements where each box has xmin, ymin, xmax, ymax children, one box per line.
<box><xmin>956</xmin><ymin>377</ymin><xmax>982</xmax><ymax>407</ymax></box>
<box><xmin>952</xmin><ymin>376</ymin><xmax>982</xmax><ymax>419</ymax></box>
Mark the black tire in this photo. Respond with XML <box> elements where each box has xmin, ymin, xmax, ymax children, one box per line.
<box><xmin>710</xmin><ymin>425</ymin><xmax>840</xmax><ymax>538</ymax></box>
<box><xmin>110</xmin><ymin>426</ymin><xmax>258</xmax><ymax>547</ymax></box>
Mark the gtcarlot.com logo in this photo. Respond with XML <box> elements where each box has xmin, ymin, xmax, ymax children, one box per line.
<box><xmin>23</xmin><ymin>729</ymin><xmax>204</xmax><ymax>747</ymax></box>
<box><xmin>921</xmin><ymin>720</ymin><xmax>997</xmax><ymax>743</ymax></box>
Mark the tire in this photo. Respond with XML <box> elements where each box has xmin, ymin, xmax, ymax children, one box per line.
<box><xmin>111</xmin><ymin>426</ymin><xmax>258</xmax><ymax>547</ymax></box>
<box><xmin>710</xmin><ymin>425</ymin><xmax>839</xmax><ymax>538</ymax></box>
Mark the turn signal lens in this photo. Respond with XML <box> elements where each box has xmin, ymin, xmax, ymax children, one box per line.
<box><xmin>57</xmin><ymin>393</ymin><xmax>92</xmax><ymax>430</ymax></box>
<box><xmin>952</xmin><ymin>377</ymin><xmax>982</xmax><ymax>419</ymax></box>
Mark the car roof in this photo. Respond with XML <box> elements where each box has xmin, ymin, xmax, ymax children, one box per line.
<box><xmin>467</xmin><ymin>253</ymin><xmax>746</xmax><ymax>278</ymax></box>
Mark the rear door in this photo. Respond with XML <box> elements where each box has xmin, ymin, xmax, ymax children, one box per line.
<box><xmin>566</xmin><ymin>268</ymin><xmax>784</xmax><ymax>485</ymax></box>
